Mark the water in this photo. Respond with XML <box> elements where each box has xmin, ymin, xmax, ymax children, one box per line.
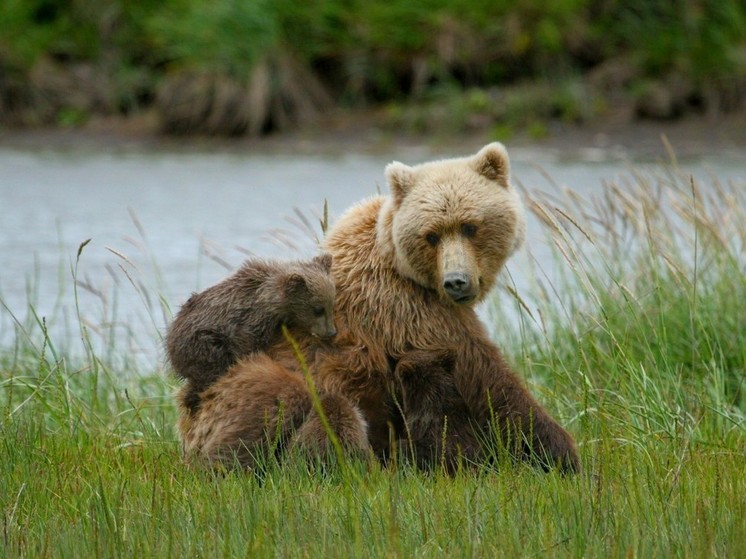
<box><xmin>1</xmin><ymin>144</ymin><xmax>743</xmax><ymax>367</ymax></box>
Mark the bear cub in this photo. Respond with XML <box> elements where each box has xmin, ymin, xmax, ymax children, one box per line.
<box><xmin>166</xmin><ymin>253</ymin><xmax>336</xmax><ymax>414</ymax></box>
<box><xmin>391</xmin><ymin>350</ymin><xmax>476</xmax><ymax>472</ymax></box>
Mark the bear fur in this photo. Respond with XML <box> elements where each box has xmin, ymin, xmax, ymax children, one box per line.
<box><xmin>166</xmin><ymin>253</ymin><xmax>336</xmax><ymax>415</ymax></box>
<box><xmin>388</xmin><ymin>349</ymin><xmax>478</xmax><ymax>472</ymax></box>
<box><xmin>178</xmin><ymin>143</ymin><xmax>580</xmax><ymax>473</ymax></box>
<box><xmin>179</xmin><ymin>353</ymin><xmax>369</xmax><ymax>469</ymax></box>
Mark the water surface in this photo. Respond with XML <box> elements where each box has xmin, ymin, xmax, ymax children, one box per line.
<box><xmin>1</xmin><ymin>145</ymin><xmax>743</xmax><ymax>366</ymax></box>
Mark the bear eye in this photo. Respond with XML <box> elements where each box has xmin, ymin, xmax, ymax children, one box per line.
<box><xmin>425</xmin><ymin>232</ymin><xmax>440</xmax><ymax>247</ymax></box>
<box><xmin>461</xmin><ymin>223</ymin><xmax>478</xmax><ymax>238</ymax></box>
<box><xmin>312</xmin><ymin>306</ymin><xmax>325</xmax><ymax>317</ymax></box>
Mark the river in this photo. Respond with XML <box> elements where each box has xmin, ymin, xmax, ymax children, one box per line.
<box><xmin>1</xmin><ymin>142</ymin><xmax>743</xmax><ymax>368</ymax></box>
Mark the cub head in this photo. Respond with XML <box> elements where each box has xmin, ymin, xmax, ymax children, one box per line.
<box><xmin>377</xmin><ymin>142</ymin><xmax>526</xmax><ymax>305</ymax></box>
<box><xmin>283</xmin><ymin>253</ymin><xmax>337</xmax><ymax>339</ymax></box>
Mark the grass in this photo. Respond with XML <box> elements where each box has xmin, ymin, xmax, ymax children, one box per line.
<box><xmin>2</xmin><ymin>161</ymin><xmax>745</xmax><ymax>557</ymax></box>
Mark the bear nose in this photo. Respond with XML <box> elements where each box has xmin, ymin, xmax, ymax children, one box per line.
<box><xmin>443</xmin><ymin>272</ymin><xmax>471</xmax><ymax>298</ymax></box>
<box><xmin>316</xmin><ymin>327</ymin><xmax>337</xmax><ymax>340</ymax></box>
<box><xmin>322</xmin><ymin>323</ymin><xmax>337</xmax><ymax>338</ymax></box>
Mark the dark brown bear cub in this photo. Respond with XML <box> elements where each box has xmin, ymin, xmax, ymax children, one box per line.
<box><xmin>391</xmin><ymin>350</ymin><xmax>477</xmax><ymax>473</ymax></box>
<box><xmin>166</xmin><ymin>253</ymin><xmax>336</xmax><ymax>413</ymax></box>
<box><xmin>392</xmin><ymin>350</ymin><xmax>560</xmax><ymax>473</ymax></box>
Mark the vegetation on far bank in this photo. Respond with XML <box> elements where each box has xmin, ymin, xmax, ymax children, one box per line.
<box><xmin>1</xmin><ymin>162</ymin><xmax>744</xmax><ymax>557</ymax></box>
<box><xmin>1</xmin><ymin>0</ymin><xmax>745</xmax><ymax>138</ymax></box>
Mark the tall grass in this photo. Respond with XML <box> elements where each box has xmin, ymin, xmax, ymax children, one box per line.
<box><xmin>1</xmin><ymin>162</ymin><xmax>744</xmax><ymax>557</ymax></box>
<box><xmin>505</xmin><ymin>161</ymin><xmax>745</xmax><ymax>415</ymax></box>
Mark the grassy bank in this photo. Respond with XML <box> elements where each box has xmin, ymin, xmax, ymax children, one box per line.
<box><xmin>1</xmin><ymin>163</ymin><xmax>745</xmax><ymax>557</ymax></box>
<box><xmin>1</xmin><ymin>0</ymin><xmax>745</xmax><ymax>136</ymax></box>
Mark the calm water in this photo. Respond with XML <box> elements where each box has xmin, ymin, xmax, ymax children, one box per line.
<box><xmin>1</xmin><ymin>144</ymin><xmax>743</xmax><ymax>366</ymax></box>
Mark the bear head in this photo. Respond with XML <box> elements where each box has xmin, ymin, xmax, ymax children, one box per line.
<box><xmin>377</xmin><ymin>142</ymin><xmax>526</xmax><ymax>305</ymax></box>
<box><xmin>282</xmin><ymin>253</ymin><xmax>337</xmax><ymax>339</ymax></box>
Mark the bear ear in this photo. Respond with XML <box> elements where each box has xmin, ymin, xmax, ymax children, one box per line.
<box><xmin>312</xmin><ymin>252</ymin><xmax>333</xmax><ymax>272</ymax></box>
<box><xmin>471</xmin><ymin>142</ymin><xmax>510</xmax><ymax>187</ymax></box>
<box><xmin>285</xmin><ymin>273</ymin><xmax>307</xmax><ymax>294</ymax></box>
<box><xmin>435</xmin><ymin>349</ymin><xmax>456</xmax><ymax>372</ymax></box>
<box><xmin>385</xmin><ymin>161</ymin><xmax>415</xmax><ymax>202</ymax></box>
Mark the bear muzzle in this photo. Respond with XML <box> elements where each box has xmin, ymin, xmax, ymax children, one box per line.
<box><xmin>443</xmin><ymin>272</ymin><xmax>478</xmax><ymax>304</ymax></box>
<box><xmin>311</xmin><ymin>317</ymin><xmax>338</xmax><ymax>340</ymax></box>
<box><xmin>313</xmin><ymin>326</ymin><xmax>338</xmax><ymax>340</ymax></box>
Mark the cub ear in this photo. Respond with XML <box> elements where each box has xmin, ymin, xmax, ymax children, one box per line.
<box><xmin>435</xmin><ymin>350</ymin><xmax>456</xmax><ymax>372</ymax></box>
<box><xmin>385</xmin><ymin>161</ymin><xmax>415</xmax><ymax>203</ymax></box>
<box><xmin>312</xmin><ymin>252</ymin><xmax>333</xmax><ymax>272</ymax></box>
<box><xmin>285</xmin><ymin>273</ymin><xmax>307</xmax><ymax>294</ymax></box>
<box><xmin>471</xmin><ymin>142</ymin><xmax>510</xmax><ymax>186</ymax></box>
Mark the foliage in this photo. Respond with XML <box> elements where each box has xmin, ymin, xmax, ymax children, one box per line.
<box><xmin>595</xmin><ymin>0</ymin><xmax>746</xmax><ymax>79</ymax></box>
<box><xmin>146</xmin><ymin>0</ymin><xmax>279</xmax><ymax>77</ymax></box>
<box><xmin>383</xmin><ymin>79</ymin><xmax>598</xmax><ymax>139</ymax></box>
<box><xmin>1</xmin><ymin>0</ymin><xmax>744</xmax><ymax>130</ymax></box>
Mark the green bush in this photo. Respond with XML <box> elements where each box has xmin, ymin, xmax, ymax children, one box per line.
<box><xmin>147</xmin><ymin>0</ymin><xmax>278</xmax><ymax>76</ymax></box>
<box><xmin>1</xmin><ymin>0</ymin><xmax>745</xmax><ymax>130</ymax></box>
<box><xmin>593</xmin><ymin>0</ymin><xmax>746</xmax><ymax>80</ymax></box>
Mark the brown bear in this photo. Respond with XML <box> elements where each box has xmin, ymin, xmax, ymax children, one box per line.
<box><xmin>178</xmin><ymin>143</ymin><xmax>580</xmax><ymax>473</ymax></box>
<box><xmin>388</xmin><ymin>349</ymin><xmax>479</xmax><ymax>473</ymax></box>
<box><xmin>166</xmin><ymin>253</ymin><xmax>336</xmax><ymax>415</ymax></box>
<box><xmin>179</xmin><ymin>353</ymin><xmax>369</xmax><ymax>469</ymax></box>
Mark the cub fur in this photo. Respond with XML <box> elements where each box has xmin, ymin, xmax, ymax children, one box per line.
<box><xmin>390</xmin><ymin>350</ymin><xmax>477</xmax><ymax>472</ymax></box>
<box><xmin>166</xmin><ymin>253</ymin><xmax>336</xmax><ymax>414</ymax></box>
<box><xmin>180</xmin><ymin>353</ymin><xmax>369</xmax><ymax>469</ymax></box>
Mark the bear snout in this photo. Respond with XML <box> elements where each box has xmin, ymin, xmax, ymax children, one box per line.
<box><xmin>313</xmin><ymin>325</ymin><xmax>337</xmax><ymax>339</ymax></box>
<box><xmin>443</xmin><ymin>272</ymin><xmax>477</xmax><ymax>303</ymax></box>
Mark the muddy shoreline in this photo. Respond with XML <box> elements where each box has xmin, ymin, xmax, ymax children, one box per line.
<box><xmin>1</xmin><ymin>109</ymin><xmax>744</xmax><ymax>161</ymax></box>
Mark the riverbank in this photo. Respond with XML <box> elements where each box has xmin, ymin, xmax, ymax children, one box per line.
<box><xmin>2</xmin><ymin>108</ymin><xmax>745</xmax><ymax>162</ymax></box>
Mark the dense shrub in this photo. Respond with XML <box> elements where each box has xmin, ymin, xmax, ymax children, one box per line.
<box><xmin>1</xmin><ymin>0</ymin><xmax>744</xmax><ymax>132</ymax></box>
